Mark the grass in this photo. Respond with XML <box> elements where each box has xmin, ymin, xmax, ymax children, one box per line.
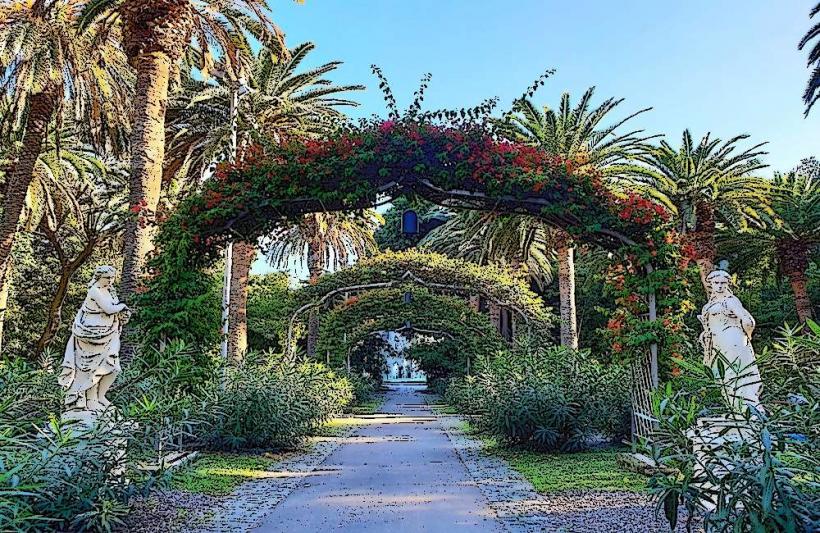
<box><xmin>170</xmin><ymin>452</ymin><xmax>282</xmax><ymax>496</ymax></box>
<box><xmin>462</xmin><ymin>420</ymin><xmax>648</xmax><ymax>494</ymax></box>
<box><xmin>348</xmin><ymin>396</ymin><xmax>384</xmax><ymax>415</ymax></box>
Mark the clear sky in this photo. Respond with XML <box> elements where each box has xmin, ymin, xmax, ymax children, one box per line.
<box><xmin>270</xmin><ymin>0</ymin><xmax>819</xmax><ymax>174</ymax></box>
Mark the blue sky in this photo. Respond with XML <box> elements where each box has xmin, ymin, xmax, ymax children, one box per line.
<box><xmin>271</xmin><ymin>0</ymin><xmax>819</xmax><ymax>174</ymax></box>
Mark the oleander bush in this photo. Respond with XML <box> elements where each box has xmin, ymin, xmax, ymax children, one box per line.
<box><xmin>205</xmin><ymin>352</ymin><xmax>354</xmax><ymax>450</ymax></box>
<box><xmin>648</xmin><ymin>325</ymin><xmax>820</xmax><ymax>533</ymax></box>
<box><xmin>0</xmin><ymin>345</ymin><xmax>356</xmax><ymax>530</ymax></box>
<box><xmin>445</xmin><ymin>340</ymin><xmax>631</xmax><ymax>451</ymax></box>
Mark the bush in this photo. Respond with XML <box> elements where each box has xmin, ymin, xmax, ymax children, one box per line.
<box><xmin>648</xmin><ymin>325</ymin><xmax>820</xmax><ymax>532</ymax></box>
<box><xmin>446</xmin><ymin>340</ymin><xmax>631</xmax><ymax>451</ymax></box>
<box><xmin>0</xmin><ymin>345</ymin><xmax>356</xmax><ymax>530</ymax></box>
<box><xmin>0</xmin><ymin>359</ymin><xmax>169</xmax><ymax>532</ymax></box>
<box><xmin>205</xmin><ymin>352</ymin><xmax>353</xmax><ymax>450</ymax></box>
<box><xmin>342</xmin><ymin>371</ymin><xmax>377</xmax><ymax>405</ymax></box>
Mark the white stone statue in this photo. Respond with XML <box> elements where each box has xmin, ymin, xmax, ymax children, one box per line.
<box><xmin>698</xmin><ymin>270</ymin><xmax>763</xmax><ymax>413</ymax></box>
<box><xmin>59</xmin><ymin>266</ymin><xmax>130</xmax><ymax>417</ymax></box>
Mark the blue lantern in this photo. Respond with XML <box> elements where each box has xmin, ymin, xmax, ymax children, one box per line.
<box><xmin>401</xmin><ymin>210</ymin><xmax>419</xmax><ymax>235</ymax></box>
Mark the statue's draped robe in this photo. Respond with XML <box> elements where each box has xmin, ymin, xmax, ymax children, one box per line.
<box><xmin>701</xmin><ymin>296</ymin><xmax>762</xmax><ymax>411</ymax></box>
<box><xmin>59</xmin><ymin>291</ymin><xmax>122</xmax><ymax>407</ymax></box>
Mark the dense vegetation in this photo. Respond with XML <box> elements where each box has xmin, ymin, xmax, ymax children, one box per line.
<box><xmin>1</xmin><ymin>1</ymin><xmax>819</xmax><ymax>531</ymax></box>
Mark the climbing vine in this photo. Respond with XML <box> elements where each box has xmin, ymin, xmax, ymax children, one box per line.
<box><xmin>315</xmin><ymin>287</ymin><xmax>506</xmax><ymax>375</ymax></box>
<box><xmin>140</xmin><ymin>114</ymin><xmax>694</xmax><ymax>375</ymax></box>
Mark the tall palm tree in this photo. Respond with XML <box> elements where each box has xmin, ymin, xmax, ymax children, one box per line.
<box><xmin>80</xmin><ymin>0</ymin><xmax>289</xmax><ymax>306</ymax></box>
<box><xmin>164</xmin><ymin>42</ymin><xmax>363</xmax><ymax>192</ymax></box>
<box><xmin>721</xmin><ymin>159</ymin><xmax>820</xmax><ymax>323</ymax></box>
<box><xmin>263</xmin><ymin>210</ymin><xmax>383</xmax><ymax>356</ymax></box>
<box><xmin>0</xmin><ymin>0</ymin><xmax>130</xmax><ymax>309</ymax></box>
<box><xmin>799</xmin><ymin>3</ymin><xmax>820</xmax><ymax>116</ymax></box>
<box><xmin>628</xmin><ymin>130</ymin><xmax>771</xmax><ymax>290</ymax></box>
<box><xmin>166</xmin><ymin>43</ymin><xmax>363</xmax><ymax>360</ymax></box>
<box><xmin>430</xmin><ymin>87</ymin><xmax>655</xmax><ymax>348</ymax></box>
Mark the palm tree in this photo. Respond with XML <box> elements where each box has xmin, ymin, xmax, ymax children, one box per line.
<box><xmin>80</xmin><ymin>0</ymin><xmax>289</xmax><ymax>305</ymax></box>
<box><xmin>0</xmin><ymin>0</ymin><xmax>130</xmax><ymax>309</ymax></box>
<box><xmin>430</xmin><ymin>87</ymin><xmax>655</xmax><ymax>348</ymax></box>
<box><xmin>166</xmin><ymin>43</ymin><xmax>363</xmax><ymax>360</ymax></box>
<box><xmin>799</xmin><ymin>3</ymin><xmax>820</xmax><ymax>116</ymax></box>
<box><xmin>422</xmin><ymin>211</ymin><xmax>554</xmax><ymax>289</ymax></box>
<box><xmin>628</xmin><ymin>130</ymin><xmax>770</xmax><ymax>290</ymax></box>
<box><xmin>721</xmin><ymin>159</ymin><xmax>820</xmax><ymax>323</ymax></box>
<box><xmin>263</xmin><ymin>210</ymin><xmax>383</xmax><ymax>356</ymax></box>
<box><xmin>164</xmin><ymin>42</ymin><xmax>363</xmax><ymax>193</ymax></box>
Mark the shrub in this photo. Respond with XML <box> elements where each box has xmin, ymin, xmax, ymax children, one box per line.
<box><xmin>205</xmin><ymin>352</ymin><xmax>353</xmax><ymax>450</ymax></box>
<box><xmin>648</xmin><ymin>325</ymin><xmax>820</xmax><ymax>532</ymax></box>
<box><xmin>446</xmin><ymin>340</ymin><xmax>631</xmax><ymax>451</ymax></box>
<box><xmin>0</xmin><ymin>359</ymin><xmax>169</xmax><ymax>532</ymax></box>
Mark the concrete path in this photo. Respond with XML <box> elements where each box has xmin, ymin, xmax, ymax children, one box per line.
<box><xmin>253</xmin><ymin>384</ymin><xmax>504</xmax><ymax>532</ymax></box>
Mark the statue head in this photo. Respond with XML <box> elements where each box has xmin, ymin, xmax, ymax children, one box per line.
<box><xmin>89</xmin><ymin>265</ymin><xmax>117</xmax><ymax>289</ymax></box>
<box><xmin>706</xmin><ymin>269</ymin><xmax>732</xmax><ymax>297</ymax></box>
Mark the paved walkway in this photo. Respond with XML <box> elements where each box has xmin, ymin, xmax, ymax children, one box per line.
<box><xmin>253</xmin><ymin>384</ymin><xmax>503</xmax><ymax>532</ymax></box>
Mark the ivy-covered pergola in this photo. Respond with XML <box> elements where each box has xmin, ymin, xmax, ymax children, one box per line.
<box><xmin>287</xmin><ymin>250</ymin><xmax>554</xmax><ymax>354</ymax></box>
<box><xmin>315</xmin><ymin>286</ymin><xmax>507</xmax><ymax>377</ymax></box>
<box><xmin>139</xmin><ymin>116</ymin><xmax>695</xmax><ymax>439</ymax></box>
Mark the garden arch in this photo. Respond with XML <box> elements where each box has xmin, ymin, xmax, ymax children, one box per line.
<box><xmin>140</xmin><ymin>117</ymin><xmax>694</xmax><ymax>439</ymax></box>
<box><xmin>287</xmin><ymin>250</ymin><xmax>555</xmax><ymax>355</ymax></box>
<box><xmin>314</xmin><ymin>286</ymin><xmax>508</xmax><ymax>379</ymax></box>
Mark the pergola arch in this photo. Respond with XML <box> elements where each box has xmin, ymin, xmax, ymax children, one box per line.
<box><xmin>285</xmin><ymin>251</ymin><xmax>554</xmax><ymax>356</ymax></box>
<box><xmin>314</xmin><ymin>286</ymin><xmax>507</xmax><ymax>377</ymax></box>
<box><xmin>140</xmin><ymin>117</ymin><xmax>694</xmax><ymax>440</ymax></box>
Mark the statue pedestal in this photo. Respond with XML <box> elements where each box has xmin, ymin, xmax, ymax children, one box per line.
<box><xmin>59</xmin><ymin>408</ymin><xmax>133</xmax><ymax>479</ymax></box>
<box><xmin>686</xmin><ymin>415</ymin><xmax>760</xmax><ymax>511</ymax></box>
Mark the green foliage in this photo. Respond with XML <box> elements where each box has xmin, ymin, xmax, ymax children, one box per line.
<box><xmin>299</xmin><ymin>250</ymin><xmax>554</xmax><ymax>328</ymax></box>
<box><xmin>0</xmin><ymin>358</ymin><xmax>170</xmax><ymax>532</ymax></box>
<box><xmin>206</xmin><ymin>353</ymin><xmax>353</xmax><ymax>450</ymax></box>
<box><xmin>648</xmin><ymin>326</ymin><xmax>820</xmax><ymax>532</ymax></box>
<box><xmin>315</xmin><ymin>286</ymin><xmax>507</xmax><ymax>378</ymax></box>
<box><xmin>170</xmin><ymin>453</ymin><xmax>278</xmax><ymax>496</ymax></box>
<box><xmin>446</xmin><ymin>341</ymin><xmax>631</xmax><ymax>451</ymax></box>
<box><xmin>247</xmin><ymin>272</ymin><xmax>298</xmax><ymax>352</ymax></box>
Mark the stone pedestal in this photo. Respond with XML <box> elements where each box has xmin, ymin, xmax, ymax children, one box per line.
<box><xmin>686</xmin><ymin>415</ymin><xmax>759</xmax><ymax>511</ymax></box>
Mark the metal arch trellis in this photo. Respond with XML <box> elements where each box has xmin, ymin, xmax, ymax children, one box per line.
<box><xmin>285</xmin><ymin>270</ymin><xmax>534</xmax><ymax>359</ymax></box>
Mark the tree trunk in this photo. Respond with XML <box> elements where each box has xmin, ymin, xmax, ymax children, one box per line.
<box><xmin>0</xmin><ymin>256</ymin><xmax>13</xmax><ymax>357</ymax></box>
<box><xmin>119</xmin><ymin>51</ymin><xmax>173</xmax><ymax>359</ymax></box>
<box><xmin>556</xmin><ymin>237</ymin><xmax>578</xmax><ymax>350</ymax></box>
<box><xmin>780</xmin><ymin>242</ymin><xmax>813</xmax><ymax>324</ymax></box>
<box><xmin>35</xmin><ymin>244</ymin><xmax>95</xmax><ymax>353</ymax></box>
<box><xmin>693</xmin><ymin>202</ymin><xmax>717</xmax><ymax>294</ymax></box>
<box><xmin>120</xmin><ymin>52</ymin><xmax>172</xmax><ymax>305</ymax></box>
<box><xmin>306</xmin><ymin>236</ymin><xmax>323</xmax><ymax>358</ymax></box>
<box><xmin>227</xmin><ymin>241</ymin><xmax>256</xmax><ymax>361</ymax></box>
<box><xmin>0</xmin><ymin>91</ymin><xmax>56</xmax><ymax>301</ymax></box>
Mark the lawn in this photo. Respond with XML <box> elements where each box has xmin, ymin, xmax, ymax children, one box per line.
<box><xmin>170</xmin><ymin>452</ymin><xmax>283</xmax><ymax>496</ymax></box>
<box><xmin>461</xmin><ymin>422</ymin><xmax>647</xmax><ymax>493</ymax></box>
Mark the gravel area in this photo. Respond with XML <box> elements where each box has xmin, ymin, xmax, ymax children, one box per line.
<box><xmin>437</xmin><ymin>413</ymin><xmax>697</xmax><ymax>532</ymax></box>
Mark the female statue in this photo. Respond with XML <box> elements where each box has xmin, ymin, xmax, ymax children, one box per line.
<box><xmin>59</xmin><ymin>266</ymin><xmax>130</xmax><ymax>412</ymax></box>
<box><xmin>698</xmin><ymin>270</ymin><xmax>763</xmax><ymax>413</ymax></box>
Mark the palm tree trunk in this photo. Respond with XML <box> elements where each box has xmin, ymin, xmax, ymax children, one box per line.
<box><xmin>0</xmin><ymin>91</ymin><xmax>57</xmax><ymax>302</ymax></box>
<box><xmin>0</xmin><ymin>256</ymin><xmax>13</xmax><ymax>357</ymax></box>
<box><xmin>227</xmin><ymin>241</ymin><xmax>256</xmax><ymax>360</ymax></box>
<box><xmin>120</xmin><ymin>51</ymin><xmax>173</xmax><ymax>305</ymax></box>
<box><xmin>780</xmin><ymin>242</ymin><xmax>813</xmax><ymax>324</ymax></box>
<box><xmin>693</xmin><ymin>202</ymin><xmax>717</xmax><ymax>293</ymax></box>
<box><xmin>306</xmin><ymin>238</ymin><xmax>323</xmax><ymax>358</ymax></box>
<box><xmin>556</xmin><ymin>234</ymin><xmax>578</xmax><ymax>350</ymax></box>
